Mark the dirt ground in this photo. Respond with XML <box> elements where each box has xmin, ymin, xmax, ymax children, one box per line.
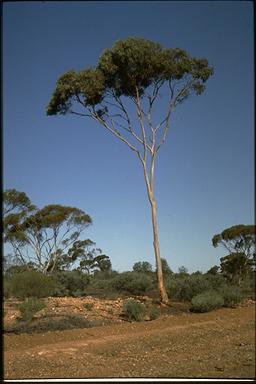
<box><xmin>3</xmin><ymin>296</ymin><xmax>256</xmax><ymax>380</ymax></box>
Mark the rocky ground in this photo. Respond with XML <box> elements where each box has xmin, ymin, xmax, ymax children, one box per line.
<box><xmin>3</xmin><ymin>296</ymin><xmax>256</xmax><ymax>379</ymax></box>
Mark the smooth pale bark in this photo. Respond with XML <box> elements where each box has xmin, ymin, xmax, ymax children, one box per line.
<box><xmin>141</xmin><ymin>158</ymin><xmax>169</xmax><ymax>304</ymax></box>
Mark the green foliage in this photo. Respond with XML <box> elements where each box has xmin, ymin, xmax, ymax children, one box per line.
<box><xmin>177</xmin><ymin>265</ymin><xmax>189</xmax><ymax>278</ymax></box>
<box><xmin>149</xmin><ymin>306</ymin><xmax>159</xmax><ymax>320</ymax></box>
<box><xmin>220</xmin><ymin>286</ymin><xmax>245</xmax><ymax>308</ymax></box>
<box><xmin>7</xmin><ymin>271</ymin><xmax>56</xmax><ymax>299</ymax></box>
<box><xmin>3</xmin><ymin>188</ymin><xmax>35</xmax><ymax>215</ymax></box>
<box><xmin>190</xmin><ymin>291</ymin><xmax>224</xmax><ymax>313</ymax></box>
<box><xmin>123</xmin><ymin>299</ymin><xmax>146</xmax><ymax>321</ymax></box>
<box><xmin>166</xmin><ymin>274</ymin><xmax>227</xmax><ymax>302</ymax></box>
<box><xmin>52</xmin><ymin>270</ymin><xmax>89</xmax><ymax>297</ymax></box>
<box><xmin>6</xmin><ymin>315</ymin><xmax>102</xmax><ymax>334</ymax></box>
<box><xmin>110</xmin><ymin>272</ymin><xmax>154</xmax><ymax>295</ymax></box>
<box><xmin>47</xmin><ymin>37</ymin><xmax>213</xmax><ymax>115</ymax></box>
<box><xmin>212</xmin><ymin>224</ymin><xmax>255</xmax><ymax>258</ymax></box>
<box><xmin>220</xmin><ymin>253</ymin><xmax>253</xmax><ymax>285</ymax></box>
<box><xmin>160</xmin><ymin>258</ymin><xmax>173</xmax><ymax>277</ymax></box>
<box><xmin>18</xmin><ymin>298</ymin><xmax>46</xmax><ymax>321</ymax></box>
<box><xmin>206</xmin><ymin>265</ymin><xmax>220</xmax><ymax>275</ymax></box>
<box><xmin>133</xmin><ymin>261</ymin><xmax>153</xmax><ymax>273</ymax></box>
<box><xmin>3</xmin><ymin>278</ymin><xmax>12</xmax><ymax>298</ymax></box>
<box><xmin>4</xmin><ymin>189</ymin><xmax>94</xmax><ymax>274</ymax></box>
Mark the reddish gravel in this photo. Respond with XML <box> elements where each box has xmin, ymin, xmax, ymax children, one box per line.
<box><xmin>4</xmin><ymin>297</ymin><xmax>255</xmax><ymax>379</ymax></box>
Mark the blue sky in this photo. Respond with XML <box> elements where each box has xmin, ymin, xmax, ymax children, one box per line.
<box><xmin>3</xmin><ymin>1</ymin><xmax>254</xmax><ymax>273</ymax></box>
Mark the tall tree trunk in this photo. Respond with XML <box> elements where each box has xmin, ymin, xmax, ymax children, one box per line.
<box><xmin>141</xmin><ymin>160</ymin><xmax>169</xmax><ymax>304</ymax></box>
<box><xmin>149</xmin><ymin>194</ymin><xmax>169</xmax><ymax>304</ymax></box>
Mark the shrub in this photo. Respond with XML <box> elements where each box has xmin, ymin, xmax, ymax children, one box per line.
<box><xmin>190</xmin><ymin>290</ymin><xmax>224</xmax><ymax>313</ymax></box>
<box><xmin>3</xmin><ymin>278</ymin><xmax>12</xmax><ymax>298</ymax></box>
<box><xmin>18</xmin><ymin>298</ymin><xmax>46</xmax><ymax>321</ymax></box>
<box><xmin>5</xmin><ymin>315</ymin><xmax>103</xmax><ymax>334</ymax></box>
<box><xmin>220</xmin><ymin>286</ymin><xmax>245</xmax><ymax>308</ymax></box>
<box><xmin>52</xmin><ymin>270</ymin><xmax>89</xmax><ymax>297</ymax></box>
<box><xmin>110</xmin><ymin>272</ymin><xmax>154</xmax><ymax>295</ymax></box>
<box><xmin>123</xmin><ymin>299</ymin><xmax>146</xmax><ymax>321</ymax></box>
<box><xmin>8</xmin><ymin>271</ymin><xmax>56</xmax><ymax>298</ymax></box>
<box><xmin>149</xmin><ymin>306</ymin><xmax>159</xmax><ymax>320</ymax></box>
<box><xmin>166</xmin><ymin>274</ymin><xmax>227</xmax><ymax>302</ymax></box>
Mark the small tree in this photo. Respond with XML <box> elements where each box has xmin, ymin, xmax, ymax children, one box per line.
<box><xmin>178</xmin><ymin>265</ymin><xmax>189</xmax><ymax>278</ymax></box>
<box><xmin>212</xmin><ymin>225</ymin><xmax>255</xmax><ymax>285</ymax></box>
<box><xmin>220</xmin><ymin>252</ymin><xmax>253</xmax><ymax>285</ymax></box>
<box><xmin>161</xmin><ymin>258</ymin><xmax>173</xmax><ymax>277</ymax></box>
<box><xmin>3</xmin><ymin>189</ymin><xmax>36</xmax><ymax>265</ymax></box>
<box><xmin>133</xmin><ymin>261</ymin><xmax>153</xmax><ymax>273</ymax></box>
<box><xmin>212</xmin><ymin>225</ymin><xmax>255</xmax><ymax>259</ymax></box>
<box><xmin>47</xmin><ymin>37</ymin><xmax>213</xmax><ymax>303</ymax></box>
<box><xmin>4</xmin><ymin>191</ymin><xmax>93</xmax><ymax>274</ymax></box>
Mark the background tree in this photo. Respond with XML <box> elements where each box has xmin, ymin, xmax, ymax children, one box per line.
<box><xmin>159</xmin><ymin>258</ymin><xmax>173</xmax><ymax>278</ymax></box>
<box><xmin>212</xmin><ymin>225</ymin><xmax>255</xmax><ymax>259</ymax></box>
<box><xmin>47</xmin><ymin>37</ymin><xmax>213</xmax><ymax>303</ymax></box>
<box><xmin>133</xmin><ymin>261</ymin><xmax>153</xmax><ymax>273</ymax></box>
<box><xmin>66</xmin><ymin>239</ymin><xmax>111</xmax><ymax>275</ymax></box>
<box><xmin>220</xmin><ymin>252</ymin><xmax>254</xmax><ymax>286</ymax></box>
<box><xmin>4</xmin><ymin>189</ymin><xmax>37</xmax><ymax>265</ymax></box>
<box><xmin>3</xmin><ymin>189</ymin><xmax>35</xmax><ymax>216</ymax></box>
<box><xmin>177</xmin><ymin>265</ymin><xmax>189</xmax><ymax>278</ymax></box>
<box><xmin>4</xmin><ymin>192</ymin><xmax>93</xmax><ymax>274</ymax></box>
<box><xmin>206</xmin><ymin>265</ymin><xmax>220</xmax><ymax>275</ymax></box>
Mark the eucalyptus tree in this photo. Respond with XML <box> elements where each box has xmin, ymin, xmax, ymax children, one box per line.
<box><xmin>4</xmin><ymin>201</ymin><xmax>92</xmax><ymax>274</ymax></box>
<box><xmin>62</xmin><ymin>239</ymin><xmax>111</xmax><ymax>275</ymax></box>
<box><xmin>47</xmin><ymin>37</ymin><xmax>213</xmax><ymax>303</ymax></box>
<box><xmin>3</xmin><ymin>189</ymin><xmax>36</xmax><ymax>265</ymax></box>
<box><xmin>212</xmin><ymin>225</ymin><xmax>255</xmax><ymax>260</ymax></box>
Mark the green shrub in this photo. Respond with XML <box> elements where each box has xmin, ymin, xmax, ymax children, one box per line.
<box><xmin>8</xmin><ymin>271</ymin><xmax>56</xmax><ymax>298</ymax></box>
<box><xmin>167</xmin><ymin>274</ymin><xmax>227</xmax><ymax>302</ymax></box>
<box><xmin>220</xmin><ymin>286</ymin><xmax>245</xmax><ymax>308</ymax></box>
<box><xmin>52</xmin><ymin>270</ymin><xmax>89</xmax><ymax>297</ymax></box>
<box><xmin>110</xmin><ymin>272</ymin><xmax>154</xmax><ymax>295</ymax></box>
<box><xmin>89</xmin><ymin>277</ymin><xmax>114</xmax><ymax>291</ymax></box>
<box><xmin>190</xmin><ymin>290</ymin><xmax>224</xmax><ymax>313</ymax></box>
<box><xmin>5</xmin><ymin>315</ymin><xmax>103</xmax><ymax>334</ymax></box>
<box><xmin>3</xmin><ymin>278</ymin><xmax>12</xmax><ymax>298</ymax></box>
<box><xmin>18</xmin><ymin>298</ymin><xmax>46</xmax><ymax>321</ymax></box>
<box><xmin>149</xmin><ymin>306</ymin><xmax>159</xmax><ymax>320</ymax></box>
<box><xmin>123</xmin><ymin>299</ymin><xmax>146</xmax><ymax>321</ymax></box>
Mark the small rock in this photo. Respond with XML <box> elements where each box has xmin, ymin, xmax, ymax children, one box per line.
<box><xmin>215</xmin><ymin>366</ymin><xmax>224</xmax><ymax>371</ymax></box>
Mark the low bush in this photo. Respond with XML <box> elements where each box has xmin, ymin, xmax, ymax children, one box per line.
<box><xmin>166</xmin><ymin>274</ymin><xmax>227</xmax><ymax>302</ymax></box>
<box><xmin>190</xmin><ymin>290</ymin><xmax>224</xmax><ymax>313</ymax></box>
<box><xmin>52</xmin><ymin>270</ymin><xmax>89</xmax><ymax>297</ymax></box>
<box><xmin>220</xmin><ymin>286</ymin><xmax>245</xmax><ymax>308</ymax></box>
<box><xmin>149</xmin><ymin>306</ymin><xmax>159</xmax><ymax>320</ymax></box>
<box><xmin>18</xmin><ymin>298</ymin><xmax>46</xmax><ymax>321</ymax></box>
<box><xmin>110</xmin><ymin>272</ymin><xmax>154</xmax><ymax>295</ymax></box>
<box><xmin>5</xmin><ymin>315</ymin><xmax>103</xmax><ymax>334</ymax></box>
<box><xmin>3</xmin><ymin>278</ymin><xmax>12</xmax><ymax>299</ymax></box>
<box><xmin>123</xmin><ymin>299</ymin><xmax>146</xmax><ymax>321</ymax></box>
<box><xmin>7</xmin><ymin>271</ymin><xmax>56</xmax><ymax>299</ymax></box>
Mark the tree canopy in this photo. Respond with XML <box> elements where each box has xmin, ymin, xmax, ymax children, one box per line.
<box><xmin>3</xmin><ymin>190</ymin><xmax>113</xmax><ymax>274</ymax></box>
<box><xmin>46</xmin><ymin>37</ymin><xmax>213</xmax><ymax>162</ymax></box>
<box><xmin>212</xmin><ymin>225</ymin><xmax>255</xmax><ymax>259</ymax></box>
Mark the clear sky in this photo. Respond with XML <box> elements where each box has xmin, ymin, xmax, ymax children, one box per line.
<box><xmin>3</xmin><ymin>1</ymin><xmax>254</xmax><ymax>273</ymax></box>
